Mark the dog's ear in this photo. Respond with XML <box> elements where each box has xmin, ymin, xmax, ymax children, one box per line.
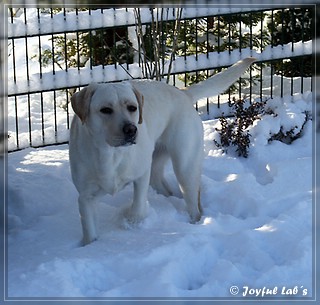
<box><xmin>71</xmin><ymin>84</ymin><xmax>97</xmax><ymax>123</ymax></box>
<box><xmin>132</xmin><ymin>85</ymin><xmax>144</xmax><ymax>124</ymax></box>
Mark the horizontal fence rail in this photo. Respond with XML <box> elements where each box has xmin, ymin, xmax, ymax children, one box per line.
<box><xmin>8</xmin><ymin>41</ymin><xmax>312</xmax><ymax>97</ymax></box>
<box><xmin>7</xmin><ymin>6</ymin><xmax>314</xmax><ymax>152</ymax></box>
<box><xmin>8</xmin><ymin>7</ymin><xmax>275</xmax><ymax>38</ymax></box>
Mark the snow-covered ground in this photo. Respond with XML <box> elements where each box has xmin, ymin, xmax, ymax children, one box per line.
<box><xmin>7</xmin><ymin>91</ymin><xmax>314</xmax><ymax>300</ymax></box>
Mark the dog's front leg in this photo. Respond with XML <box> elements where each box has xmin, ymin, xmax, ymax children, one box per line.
<box><xmin>78</xmin><ymin>194</ymin><xmax>98</xmax><ymax>246</ymax></box>
<box><xmin>126</xmin><ymin>169</ymin><xmax>151</xmax><ymax>224</ymax></box>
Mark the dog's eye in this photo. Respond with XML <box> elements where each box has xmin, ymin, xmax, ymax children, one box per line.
<box><xmin>127</xmin><ymin>105</ymin><xmax>137</xmax><ymax>112</ymax></box>
<box><xmin>100</xmin><ymin>107</ymin><xmax>113</xmax><ymax>115</ymax></box>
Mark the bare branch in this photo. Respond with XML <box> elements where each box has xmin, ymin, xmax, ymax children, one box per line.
<box><xmin>133</xmin><ymin>8</ymin><xmax>183</xmax><ymax>81</ymax></box>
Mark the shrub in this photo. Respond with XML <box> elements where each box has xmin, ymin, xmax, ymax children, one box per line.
<box><xmin>214</xmin><ymin>98</ymin><xmax>267</xmax><ymax>158</ymax></box>
<box><xmin>268</xmin><ymin>111</ymin><xmax>311</xmax><ymax>144</ymax></box>
<box><xmin>213</xmin><ymin>97</ymin><xmax>311</xmax><ymax>157</ymax></box>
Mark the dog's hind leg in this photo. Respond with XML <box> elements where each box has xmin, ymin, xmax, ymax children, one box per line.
<box><xmin>150</xmin><ymin>144</ymin><xmax>173</xmax><ymax>197</ymax></box>
<box><xmin>167</xmin><ymin>120</ymin><xmax>204</xmax><ymax>223</ymax></box>
<box><xmin>168</xmin><ymin>149</ymin><xmax>202</xmax><ymax>223</ymax></box>
<box><xmin>172</xmin><ymin>158</ymin><xmax>202</xmax><ymax>223</ymax></box>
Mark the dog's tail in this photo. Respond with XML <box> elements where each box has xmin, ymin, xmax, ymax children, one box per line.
<box><xmin>184</xmin><ymin>57</ymin><xmax>256</xmax><ymax>101</ymax></box>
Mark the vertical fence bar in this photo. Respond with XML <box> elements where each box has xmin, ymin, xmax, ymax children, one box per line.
<box><xmin>37</xmin><ymin>9</ymin><xmax>45</xmax><ymax>146</ymax></box>
<box><xmin>27</xmin><ymin>93</ymin><xmax>32</xmax><ymax>146</ymax></box>
<box><xmin>270</xmin><ymin>61</ymin><xmax>274</xmax><ymax>99</ymax></box>
<box><xmin>76</xmin><ymin>8</ymin><xmax>80</xmax><ymax>72</ymax></box>
<box><xmin>206</xmin><ymin>17</ymin><xmax>210</xmax><ymax>115</ymax></box>
<box><xmin>113</xmin><ymin>9</ymin><xmax>117</xmax><ymax>71</ymax></box>
<box><xmin>270</xmin><ymin>10</ymin><xmax>274</xmax><ymax>99</ymax></box>
<box><xmin>291</xmin><ymin>60</ymin><xmax>294</xmax><ymax>96</ymax></box>
<box><xmin>40</xmin><ymin>92</ymin><xmax>45</xmax><ymax>145</ymax></box>
<box><xmin>217</xmin><ymin>14</ymin><xmax>221</xmax><ymax>52</ymax></box>
<box><xmin>228</xmin><ymin>14</ymin><xmax>232</xmax><ymax>102</ymax></box>
<box><xmin>76</xmin><ymin>31</ymin><xmax>80</xmax><ymax>71</ymax></box>
<box><xmin>260</xmin><ymin>10</ymin><xmax>263</xmax><ymax>101</ymax></box>
<box><xmin>53</xmin><ymin>90</ymin><xmax>57</xmax><ymax>142</ymax></box>
<box><xmin>280</xmin><ymin>59</ymin><xmax>284</xmax><ymax>98</ymax></box>
<box><xmin>195</xmin><ymin>17</ymin><xmax>198</xmax><ymax>62</ymax></box>
<box><xmin>228</xmin><ymin>16</ymin><xmax>231</xmax><ymax>55</ymax></box>
<box><xmin>37</xmin><ymin>8</ymin><xmax>42</xmax><ymax>79</ymax></box>
<box><xmin>280</xmin><ymin>9</ymin><xmax>284</xmax><ymax>98</ymax></box>
<box><xmin>301</xmin><ymin>8</ymin><xmax>306</xmax><ymax>93</ymax></box>
<box><xmin>125</xmin><ymin>9</ymin><xmax>130</xmax><ymax>72</ymax></box>
<box><xmin>64</xmin><ymin>31</ymin><xmax>68</xmax><ymax>72</ymax></box>
<box><xmin>11</xmin><ymin>38</ymin><xmax>16</xmax><ymax>83</ymax></box>
<box><xmin>249</xmin><ymin>11</ymin><xmax>253</xmax><ymax>102</ymax></box>
<box><xmin>217</xmin><ymin>15</ymin><xmax>221</xmax><ymax>109</ymax></box>
<box><xmin>14</xmin><ymin>96</ymin><xmax>19</xmax><ymax>149</ymax></box>
<box><xmin>24</xmin><ymin>9</ymin><xmax>30</xmax><ymax>83</ymax></box>
<box><xmin>239</xmin><ymin>13</ymin><xmax>242</xmax><ymax>100</ymax></box>
<box><xmin>37</xmin><ymin>35</ymin><xmax>42</xmax><ymax>78</ymax></box>
<box><xmin>290</xmin><ymin>9</ymin><xmax>294</xmax><ymax>97</ymax></box>
<box><xmin>270</xmin><ymin>9</ymin><xmax>274</xmax><ymax>47</ymax></box>
<box><xmin>100</xmin><ymin>29</ymin><xmax>105</xmax><ymax>69</ymax></box>
<box><xmin>206</xmin><ymin>16</ymin><xmax>209</xmax><ymax>59</ymax></box>
<box><xmin>183</xmin><ymin>19</ymin><xmax>187</xmax><ymax>87</ymax></box>
<box><xmin>66</xmin><ymin>89</ymin><xmax>70</xmax><ymax>129</ymax></box>
<box><xmin>291</xmin><ymin>8</ymin><xmax>295</xmax><ymax>53</ymax></box>
<box><xmin>163</xmin><ymin>8</ymin><xmax>167</xmax><ymax>78</ymax></box>
<box><xmin>239</xmin><ymin>13</ymin><xmax>242</xmax><ymax>52</ymax></box>
<box><xmin>51</xmin><ymin>8</ymin><xmax>55</xmax><ymax>76</ymax></box>
<box><xmin>89</xmin><ymin>34</ymin><xmax>93</xmax><ymax>70</ymax></box>
<box><xmin>23</xmin><ymin>8</ymin><xmax>32</xmax><ymax>147</ymax></box>
<box><xmin>300</xmin><ymin>56</ymin><xmax>304</xmax><ymax>93</ymax></box>
<box><xmin>113</xmin><ymin>28</ymin><xmax>116</xmax><ymax>69</ymax></box>
<box><xmin>89</xmin><ymin>10</ymin><xmax>94</xmax><ymax>73</ymax></box>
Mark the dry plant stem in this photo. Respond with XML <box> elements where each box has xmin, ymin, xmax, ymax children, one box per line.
<box><xmin>133</xmin><ymin>8</ymin><xmax>183</xmax><ymax>81</ymax></box>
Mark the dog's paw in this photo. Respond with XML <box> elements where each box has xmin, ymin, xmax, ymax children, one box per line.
<box><xmin>81</xmin><ymin>236</ymin><xmax>97</xmax><ymax>247</ymax></box>
<box><xmin>122</xmin><ymin>205</ymin><xmax>149</xmax><ymax>229</ymax></box>
<box><xmin>189</xmin><ymin>211</ymin><xmax>202</xmax><ymax>224</ymax></box>
<box><xmin>122</xmin><ymin>217</ymin><xmax>142</xmax><ymax>230</ymax></box>
<box><xmin>122</xmin><ymin>214</ymin><xmax>145</xmax><ymax>230</ymax></box>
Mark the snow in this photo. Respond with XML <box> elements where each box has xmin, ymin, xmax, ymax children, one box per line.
<box><xmin>8</xmin><ymin>31</ymin><xmax>312</xmax><ymax>153</ymax></box>
<box><xmin>7</xmin><ymin>92</ymin><xmax>314</xmax><ymax>300</ymax></box>
<box><xmin>8</xmin><ymin>7</ymin><xmax>267</xmax><ymax>38</ymax></box>
<box><xmin>8</xmin><ymin>7</ymin><xmax>313</xmax><ymax>97</ymax></box>
<box><xmin>6</xmin><ymin>6</ymin><xmax>315</xmax><ymax>301</ymax></box>
<box><xmin>7</xmin><ymin>39</ymin><xmax>312</xmax><ymax>96</ymax></box>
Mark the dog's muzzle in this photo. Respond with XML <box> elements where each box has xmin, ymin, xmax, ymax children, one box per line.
<box><xmin>123</xmin><ymin>123</ymin><xmax>137</xmax><ymax>145</ymax></box>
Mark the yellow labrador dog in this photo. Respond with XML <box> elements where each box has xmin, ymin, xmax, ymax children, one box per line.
<box><xmin>69</xmin><ymin>58</ymin><xmax>255</xmax><ymax>245</ymax></box>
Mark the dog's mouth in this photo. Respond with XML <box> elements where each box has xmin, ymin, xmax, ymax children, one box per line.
<box><xmin>123</xmin><ymin>136</ymin><xmax>137</xmax><ymax>146</ymax></box>
<box><xmin>108</xmin><ymin>135</ymin><xmax>137</xmax><ymax>147</ymax></box>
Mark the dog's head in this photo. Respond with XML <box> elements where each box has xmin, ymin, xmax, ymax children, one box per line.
<box><xmin>71</xmin><ymin>82</ymin><xmax>144</xmax><ymax>147</ymax></box>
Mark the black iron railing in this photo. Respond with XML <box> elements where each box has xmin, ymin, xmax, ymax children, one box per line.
<box><xmin>7</xmin><ymin>6</ymin><xmax>314</xmax><ymax>151</ymax></box>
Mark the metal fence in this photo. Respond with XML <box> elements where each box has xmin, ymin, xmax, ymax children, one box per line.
<box><xmin>7</xmin><ymin>6</ymin><xmax>314</xmax><ymax>152</ymax></box>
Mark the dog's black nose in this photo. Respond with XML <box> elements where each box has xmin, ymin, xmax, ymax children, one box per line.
<box><xmin>123</xmin><ymin>123</ymin><xmax>137</xmax><ymax>138</ymax></box>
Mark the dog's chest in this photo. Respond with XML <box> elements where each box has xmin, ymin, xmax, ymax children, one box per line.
<box><xmin>98</xmin><ymin>167</ymin><xmax>130</xmax><ymax>195</ymax></box>
<box><xmin>95</xmin><ymin>149</ymin><xmax>143</xmax><ymax>195</ymax></box>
